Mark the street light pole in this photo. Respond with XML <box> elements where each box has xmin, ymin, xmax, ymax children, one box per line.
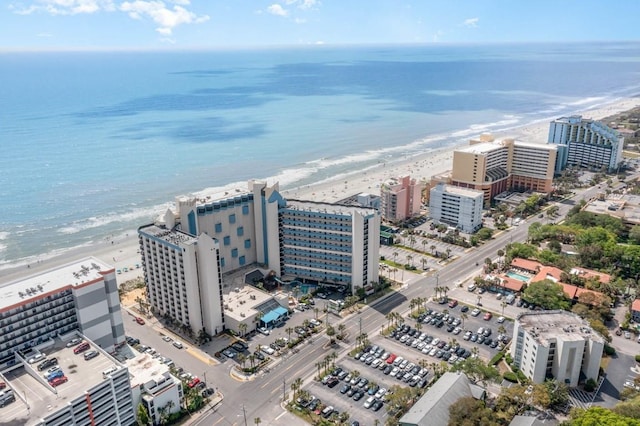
<box><xmin>283</xmin><ymin>377</ymin><xmax>286</xmax><ymax>402</ymax></box>
<box><xmin>242</xmin><ymin>404</ymin><xmax>247</xmax><ymax>426</ymax></box>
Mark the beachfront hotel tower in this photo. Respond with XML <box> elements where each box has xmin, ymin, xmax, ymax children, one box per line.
<box><xmin>278</xmin><ymin>200</ymin><xmax>380</xmax><ymax>291</ymax></box>
<box><xmin>138</xmin><ymin>180</ymin><xmax>380</xmax><ymax>334</ymax></box>
<box><xmin>548</xmin><ymin>115</ymin><xmax>624</xmax><ymax>172</ymax></box>
<box><xmin>138</xmin><ymin>223</ymin><xmax>225</xmax><ymax>337</ymax></box>
<box><xmin>449</xmin><ymin>135</ymin><xmax>556</xmax><ymax>206</ymax></box>
<box><xmin>429</xmin><ymin>183</ymin><xmax>483</xmax><ymax>233</ymax></box>
<box><xmin>511</xmin><ymin>311</ymin><xmax>604</xmax><ymax>387</ymax></box>
<box><xmin>0</xmin><ymin>257</ymin><xmax>126</xmax><ymax>369</ymax></box>
<box><xmin>380</xmin><ymin>176</ymin><xmax>424</xmax><ymax>223</ymax></box>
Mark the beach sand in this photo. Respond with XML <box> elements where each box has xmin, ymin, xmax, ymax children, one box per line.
<box><xmin>3</xmin><ymin>96</ymin><xmax>640</xmax><ymax>284</ymax></box>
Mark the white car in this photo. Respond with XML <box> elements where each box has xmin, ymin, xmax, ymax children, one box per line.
<box><xmin>364</xmin><ymin>396</ymin><xmax>375</xmax><ymax>409</ymax></box>
<box><xmin>27</xmin><ymin>354</ymin><xmax>45</xmax><ymax>364</ymax></box>
<box><xmin>375</xmin><ymin>387</ymin><xmax>387</xmax><ymax>399</ymax></box>
<box><xmin>471</xmin><ymin>308</ymin><xmax>481</xmax><ymax>317</ymax></box>
<box><xmin>497</xmin><ymin>316</ymin><xmax>505</xmax><ymax>323</ymax></box>
<box><xmin>262</xmin><ymin>346</ymin><xmax>275</xmax><ymax>355</ymax></box>
<box><xmin>257</xmin><ymin>327</ymin><xmax>270</xmax><ymax>336</ymax></box>
<box><xmin>390</xmin><ymin>367</ymin><xmax>400</xmax><ymax>377</ymax></box>
<box><xmin>371</xmin><ymin>359</ymin><xmax>382</xmax><ymax>368</ymax></box>
<box><xmin>453</xmin><ymin>327</ymin><xmax>461</xmax><ymax>335</ymax></box>
<box><xmin>429</xmin><ymin>348</ymin><xmax>438</xmax><ymax>357</ymax></box>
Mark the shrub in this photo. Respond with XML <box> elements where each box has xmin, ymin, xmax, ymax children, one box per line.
<box><xmin>604</xmin><ymin>345</ymin><xmax>616</xmax><ymax>356</ymax></box>
<box><xmin>503</xmin><ymin>372</ymin><xmax>518</xmax><ymax>383</ymax></box>
<box><xmin>489</xmin><ymin>352</ymin><xmax>504</xmax><ymax>365</ymax></box>
<box><xmin>635</xmin><ymin>355</ymin><xmax>640</xmax><ymax>363</ymax></box>
<box><xmin>584</xmin><ymin>378</ymin><xmax>597</xmax><ymax>392</ymax></box>
<box><xmin>516</xmin><ymin>370</ymin><xmax>528</xmax><ymax>383</ymax></box>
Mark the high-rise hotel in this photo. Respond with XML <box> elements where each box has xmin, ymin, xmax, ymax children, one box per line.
<box><xmin>139</xmin><ymin>180</ymin><xmax>380</xmax><ymax>336</ymax></box>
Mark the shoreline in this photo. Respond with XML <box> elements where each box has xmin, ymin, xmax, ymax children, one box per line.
<box><xmin>2</xmin><ymin>96</ymin><xmax>640</xmax><ymax>283</ymax></box>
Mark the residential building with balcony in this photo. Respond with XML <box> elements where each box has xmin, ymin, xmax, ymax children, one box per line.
<box><xmin>548</xmin><ymin>115</ymin><xmax>624</xmax><ymax>172</ymax></box>
<box><xmin>126</xmin><ymin>353</ymin><xmax>182</xmax><ymax>425</ymax></box>
<box><xmin>429</xmin><ymin>183</ymin><xmax>483</xmax><ymax>233</ymax></box>
<box><xmin>0</xmin><ymin>258</ymin><xmax>125</xmax><ymax>370</ymax></box>
<box><xmin>277</xmin><ymin>199</ymin><xmax>380</xmax><ymax>291</ymax></box>
<box><xmin>138</xmin><ymin>224</ymin><xmax>224</xmax><ymax>337</ymax></box>
<box><xmin>510</xmin><ymin>311</ymin><xmax>604</xmax><ymax>387</ymax></box>
<box><xmin>380</xmin><ymin>176</ymin><xmax>424</xmax><ymax>223</ymax></box>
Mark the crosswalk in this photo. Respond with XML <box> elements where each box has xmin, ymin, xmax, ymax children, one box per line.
<box><xmin>567</xmin><ymin>376</ymin><xmax>605</xmax><ymax>410</ymax></box>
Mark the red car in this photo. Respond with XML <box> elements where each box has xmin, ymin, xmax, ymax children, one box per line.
<box><xmin>49</xmin><ymin>376</ymin><xmax>68</xmax><ymax>387</ymax></box>
<box><xmin>0</xmin><ymin>382</ymin><xmax>6</xmax><ymax>389</ymax></box>
<box><xmin>448</xmin><ymin>300</ymin><xmax>458</xmax><ymax>308</ymax></box>
<box><xmin>188</xmin><ymin>377</ymin><xmax>201</xmax><ymax>388</ymax></box>
<box><xmin>73</xmin><ymin>342</ymin><xmax>90</xmax><ymax>354</ymax></box>
<box><xmin>135</xmin><ymin>317</ymin><xmax>145</xmax><ymax>325</ymax></box>
<box><xmin>483</xmin><ymin>312</ymin><xmax>492</xmax><ymax>321</ymax></box>
<box><xmin>386</xmin><ymin>353</ymin><xmax>397</xmax><ymax>364</ymax></box>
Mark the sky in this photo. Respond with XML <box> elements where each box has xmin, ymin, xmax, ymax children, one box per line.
<box><xmin>2</xmin><ymin>0</ymin><xmax>640</xmax><ymax>50</ymax></box>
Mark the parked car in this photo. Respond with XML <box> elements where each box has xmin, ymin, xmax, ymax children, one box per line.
<box><xmin>135</xmin><ymin>317</ymin><xmax>145</xmax><ymax>325</ymax></box>
<box><xmin>37</xmin><ymin>358</ymin><xmax>58</xmax><ymax>371</ymax></box>
<box><xmin>188</xmin><ymin>378</ymin><xmax>201</xmax><ymax>388</ymax></box>
<box><xmin>65</xmin><ymin>338</ymin><xmax>82</xmax><ymax>348</ymax></box>
<box><xmin>483</xmin><ymin>312</ymin><xmax>493</xmax><ymax>321</ymax></box>
<box><xmin>258</xmin><ymin>327</ymin><xmax>270</xmax><ymax>336</ymax></box>
<box><xmin>84</xmin><ymin>350</ymin><xmax>99</xmax><ymax>360</ymax></box>
<box><xmin>471</xmin><ymin>308</ymin><xmax>481</xmax><ymax>317</ymax></box>
<box><xmin>173</xmin><ymin>341</ymin><xmax>184</xmax><ymax>349</ymax></box>
<box><xmin>27</xmin><ymin>353</ymin><xmax>45</xmax><ymax>364</ymax></box>
<box><xmin>74</xmin><ymin>342</ymin><xmax>90</xmax><ymax>354</ymax></box>
<box><xmin>49</xmin><ymin>376</ymin><xmax>68</xmax><ymax>387</ymax></box>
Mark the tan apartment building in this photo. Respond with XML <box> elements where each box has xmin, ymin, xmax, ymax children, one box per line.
<box><xmin>449</xmin><ymin>135</ymin><xmax>556</xmax><ymax>206</ymax></box>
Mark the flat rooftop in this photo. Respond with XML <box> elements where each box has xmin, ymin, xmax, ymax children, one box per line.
<box><xmin>285</xmin><ymin>199</ymin><xmax>376</xmax><ymax>217</ymax></box>
<box><xmin>517</xmin><ymin>311</ymin><xmax>604</xmax><ymax>346</ymax></box>
<box><xmin>125</xmin><ymin>353</ymin><xmax>170</xmax><ymax>387</ymax></box>
<box><xmin>139</xmin><ymin>224</ymin><xmax>198</xmax><ymax>246</ymax></box>
<box><xmin>513</xmin><ymin>140</ymin><xmax>557</xmax><ymax>151</ymax></box>
<box><xmin>222</xmin><ymin>285</ymin><xmax>275</xmax><ymax>322</ymax></box>
<box><xmin>0</xmin><ymin>257</ymin><xmax>112</xmax><ymax>313</ymax></box>
<box><xmin>0</xmin><ymin>336</ymin><xmax>121</xmax><ymax>425</ymax></box>
<box><xmin>436</xmin><ymin>184</ymin><xmax>483</xmax><ymax>198</ymax></box>
<box><xmin>583</xmin><ymin>193</ymin><xmax>640</xmax><ymax>225</ymax></box>
<box><xmin>457</xmin><ymin>141</ymin><xmax>504</xmax><ymax>154</ymax></box>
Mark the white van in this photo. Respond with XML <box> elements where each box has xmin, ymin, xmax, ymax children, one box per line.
<box><xmin>173</xmin><ymin>341</ymin><xmax>184</xmax><ymax>349</ymax></box>
<box><xmin>102</xmin><ymin>366</ymin><xmax>119</xmax><ymax>378</ymax></box>
<box><xmin>505</xmin><ymin>294</ymin><xmax>516</xmax><ymax>304</ymax></box>
<box><xmin>467</xmin><ymin>284</ymin><xmax>477</xmax><ymax>292</ymax></box>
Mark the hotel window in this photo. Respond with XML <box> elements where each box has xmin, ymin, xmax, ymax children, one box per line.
<box><xmin>239</xmin><ymin>256</ymin><xmax>246</xmax><ymax>265</ymax></box>
<box><xmin>223</xmin><ymin>236</ymin><xmax>231</xmax><ymax>246</ymax></box>
<box><xmin>242</xmin><ymin>205</ymin><xmax>249</xmax><ymax>215</ymax></box>
<box><xmin>229</xmin><ymin>214</ymin><xmax>236</xmax><ymax>224</ymax></box>
<box><xmin>215</xmin><ymin>223</ymin><xmax>222</xmax><ymax>233</ymax></box>
<box><xmin>220</xmin><ymin>258</ymin><xmax>225</xmax><ymax>267</ymax></box>
<box><xmin>244</xmin><ymin>239</ymin><xmax>251</xmax><ymax>249</ymax></box>
<box><xmin>232</xmin><ymin>248</ymin><xmax>238</xmax><ymax>258</ymax></box>
<box><xmin>237</xmin><ymin>227</ymin><xmax>244</xmax><ymax>237</ymax></box>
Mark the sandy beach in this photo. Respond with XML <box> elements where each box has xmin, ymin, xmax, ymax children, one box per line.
<box><xmin>2</xmin><ymin>96</ymin><xmax>640</xmax><ymax>285</ymax></box>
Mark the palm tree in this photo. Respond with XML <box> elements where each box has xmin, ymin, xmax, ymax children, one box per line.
<box><xmin>385</xmin><ymin>312</ymin><xmax>394</xmax><ymax>327</ymax></box>
<box><xmin>314</xmin><ymin>307</ymin><xmax>319</xmax><ymax>320</ymax></box>
<box><xmin>409</xmin><ymin>235</ymin><xmax>416</xmax><ymax>248</ymax></box>
<box><xmin>248</xmin><ymin>354</ymin><xmax>256</xmax><ymax>370</ymax></box>
<box><xmin>254</xmin><ymin>418</ymin><xmax>261</xmax><ymax>425</ymax></box>
<box><xmin>422</xmin><ymin>239</ymin><xmax>428</xmax><ymax>253</ymax></box>
<box><xmin>337</xmin><ymin>323</ymin><xmax>346</xmax><ymax>339</ymax></box>
<box><xmin>291</xmin><ymin>377</ymin><xmax>303</xmax><ymax>400</ymax></box>
<box><xmin>442</xmin><ymin>286</ymin><xmax>450</xmax><ymax>299</ymax></box>
<box><xmin>501</xmin><ymin>301</ymin><xmax>507</xmax><ymax>316</ymax></box>
<box><xmin>315</xmin><ymin>362</ymin><xmax>322</xmax><ymax>377</ymax></box>
<box><xmin>406</xmin><ymin>254</ymin><xmax>412</xmax><ymax>267</ymax></box>
<box><xmin>498</xmin><ymin>325</ymin><xmax>507</xmax><ymax>336</ymax></box>
<box><xmin>446</xmin><ymin>248</ymin><xmax>451</xmax><ymax>259</ymax></box>
<box><xmin>430</xmin><ymin>244</ymin><xmax>436</xmax><ymax>255</ymax></box>
<box><xmin>238</xmin><ymin>322</ymin><xmax>247</xmax><ymax>337</ymax></box>
<box><xmin>415</xmin><ymin>322</ymin><xmax>422</xmax><ymax>332</ymax></box>
<box><xmin>286</xmin><ymin>327</ymin><xmax>293</xmax><ymax>341</ymax></box>
<box><xmin>421</xmin><ymin>258</ymin><xmax>427</xmax><ymax>271</ymax></box>
<box><xmin>392</xmin><ymin>251</ymin><xmax>399</xmax><ymax>265</ymax></box>
<box><xmin>461</xmin><ymin>313</ymin><xmax>468</xmax><ymax>330</ymax></box>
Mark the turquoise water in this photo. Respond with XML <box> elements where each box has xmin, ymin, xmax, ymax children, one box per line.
<box><xmin>506</xmin><ymin>271</ymin><xmax>531</xmax><ymax>282</ymax></box>
<box><xmin>3</xmin><ymin>43</ymin><xmax>640</xmax><ymax>267</ymax></box>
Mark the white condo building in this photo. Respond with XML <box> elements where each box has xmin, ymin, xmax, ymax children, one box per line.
<box><xmin>126</xmin><ymin>353</ymin><xmax>183</xmax><ymax>425</ymax></box>
<box><xmin>548</xmin><ymin>115</ymin><xmax>624</xmax><ymax>172</ymax></box>
<box><xmin>510</xmin><ymin>311</ymin><xmax>604</xmax><ymax>387</ymax></box>
<box><xmin>429</xmin><ymin>183</ymin><xmax>483</xmax><ymax>233</ymax></box>
<box><xmin>0</xmin><ymin>257</ymin><xmax>126</xmax><ymax>369</ymax></box>
<box><xmin>138</xmin><ymin>223</ymin><xmax>225</xmax><ymax>337</ymax></box>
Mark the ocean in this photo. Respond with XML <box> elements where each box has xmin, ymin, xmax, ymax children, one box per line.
<box><xmin>2</xmin><ymin>42</ymin><xmax>640</xmax><ymax>268</ymax></box>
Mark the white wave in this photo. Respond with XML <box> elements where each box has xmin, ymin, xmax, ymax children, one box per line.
<box><xmin>0</xmin><ymin>242</ymin><xmax>6</xmax><ymax>253</ymax></box>
<box><xmin>450</xmin><ymin>117</ymin><xmax>522</xmax><ymax>138</ymax></box>
<box><xmin>565</xmin><ymin>96</ymin><xmax>607</xmax><ymax>107</ymax></box>
<box><xmin>57</xmin><ymin>203</ymin><xmax>171</xmax><ymax>235</ymax></box>
<box><xmin>305</xmin><ymin>151</ymin><xmax>383</xmax><ymax>169</ymax></box>
<box><xmin>0</xmin><ymin>231</ymin><xmax>9</xmax><ymax>240</ymax></box>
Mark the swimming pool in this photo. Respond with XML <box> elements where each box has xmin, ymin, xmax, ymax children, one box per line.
<box><xmin>506</xmin><ymin>271</ymin><xmax>530</xmax><ymax>282</ymax></box>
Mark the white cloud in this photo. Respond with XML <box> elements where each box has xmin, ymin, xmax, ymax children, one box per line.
<box><xmin>267</xmin><ymin>4</ymin><xmax>288</xmax><ymax>17</ymax></box>
<box><xmin>294</xmin><ymin>17</ymin><xmax>306</xmax><ymax>24</ymax></box>
<box><xmin>10</xmin><ymin>0</ymin><xmax>115</xmax><ymax>15</ymax></box>
<box><xmin>299</xmin><ymin>0</ymin><xmax>318</xmax><ymax>9</ymax></box>
<box><xmin>10</xmin><ymin>0</ymin><xmax>208</xmax><ymax>36</ymax></box>
<box><xmin>463</xmin><ymin>17</ymin><xmax>479</xmax><ymax>28</ymax></box>
<box><xmin>119</xmin><ymin>1</ymin><xmax>209</xmax><ymax>35</ymax></box>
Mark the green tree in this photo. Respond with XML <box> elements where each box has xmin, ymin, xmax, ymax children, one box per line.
<box><xmin>450</xmin><ymin>356</ymin><xmax>500</xmax><ymax>386</ymax></box>
<box><xmin>614</xmin><ymin>394</ymin><xmax>640</xmax><ymax>418</ymax></box>
<box><xmin>523</xmin><ymin>279</ymin><xmax>570</xmax><ymax>310</ymax></box>
<box><xmin>630</xmin><ymin>225</ymin><xmax>640</xmax><ymax>245</ymax></box>
<box><xmin>448</xmin><ymin>397</ymin><xmax>499</xmax><ymax>426</ymax></box>
<box><xmin>137</xmin><ymin>403</ymin><xmax>151</xmax><ymax>426</ymax></box>
<box><xmin>564</xmin><ymin>406</ymin><xmax>640</xmax><ymax>426</ymax></box>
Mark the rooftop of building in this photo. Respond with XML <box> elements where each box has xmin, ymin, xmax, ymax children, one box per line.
<box><xmin>0</xmin><ymin>257</ymin><xmax>113</xmax><ymax>313</ymax></box>
<box><xmin>138</xmin><ymin>224</ymin><xmax>198</xmax><ymax>246</ymax></box>
<box><xmin>222</xmin><ymin>283</ymin><xmax>277</xmax><ymax>322</ymax></box>
<box><xmin>583</xmin><ymin>193</ymin><xmax>640</xmax><ymax>225</ymax></box>
<box><xmin>516</xmin><ymin>310</ymin><xmax>604</xmax><ymax>346</ymax></box>
<box><xmin>512</xmin><ymin>140</ymin><xmax>557</xmax><ymax>151</ymax></box>
<box><xmin>432</xmin><ymin>183</ymin><xmax>484</xmax><ymax>198</ymax></box>
<box><xmin>125</xmin><ymin>353</ymin><xmax>172</xmax><ymax>388</ymax></box>
<box><xmin>285</xmin><ymin>199</ymin><xmax>377</xmax><ymax>216</ymax></box>
<box><xmin>0</xmin><ymin>334</ymin><xmax>121</xmax><ymax>425</ymax></box>
<box><xmin>457</xmin><ymin>141</ymin><xmax>505</xmax><ymax>154</ymax></box>
<box><xmin>183</xmin><ymin>184</ymin><xmax>252</xmax><ymax>205</ymax></box>
<box><xmin>632</xmin><ymin>299</ymin><xmax>640</xmax><ymax>313</ymax></box>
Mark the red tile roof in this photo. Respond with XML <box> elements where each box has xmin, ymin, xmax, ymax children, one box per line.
<box><xmin>561</xmin><ymin>283</ymin><xmax>579</xmax><ymax>299</ymax></box>
<box><xmin>498</xmin><ymin>276</ymin><xmax>524</xmax><ymax>292</ymax></box>
<box><xmin>570</xmin><ymin>267</ymin><xmax>611</xmax><ymax>284</ymax></box>
<box><xmin>632</xmin><ymin>299</ymin><xmax>640</xmax><ymax>313</ymax></box>
<box><xmin>531</xmin><ymin>266</ymin><xmax>564</xmax><ymax>284</ymax></box>
<box><xmin>511</xmin><ymin>258</ymin><xmax>542</xmax><ymax>273</ymax></box>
